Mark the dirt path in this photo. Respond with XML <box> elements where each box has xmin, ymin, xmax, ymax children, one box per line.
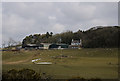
<box><xmin>3</xmin><ymin>59</ymin><xmax>29</xmax><ymax>64</ymax></box>
<box><xmin>3</xmin><ymin>56</ymin><xmax>33</xmax><ymax>64</ymax></box>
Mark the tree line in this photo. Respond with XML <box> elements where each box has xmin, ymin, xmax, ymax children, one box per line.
<box><xmin>22</xmin><ymin>26</ymin><xmax>120</xmax><ymax>48</ymax></box>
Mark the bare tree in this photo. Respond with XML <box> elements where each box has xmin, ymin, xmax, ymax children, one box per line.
<box><xmin>2</xmin><ymin>41</ymin><xmax>6</xmax><ymax>48</ymax></box>
<box><xmin>7</xmin><ymin>38</ymin><xmax>16</xmax><ymax>47</ymax></box>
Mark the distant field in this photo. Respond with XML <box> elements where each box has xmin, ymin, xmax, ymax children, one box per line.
<box><xmin>2</xmin><ymin>48</ymin><xmax>118</xmax><ymax>79</ymax></box>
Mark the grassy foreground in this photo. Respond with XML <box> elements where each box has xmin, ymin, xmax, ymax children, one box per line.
<box><xmin>2</xmin><ymin>48</ymin><xmax>118</xmax><ymax>79</ymax></box>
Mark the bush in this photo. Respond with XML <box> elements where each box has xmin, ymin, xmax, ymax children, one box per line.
<box><xmin>2</xmin><ymin>69</ymin><xmax>102</xmax><ymax>81</ymax></box>
<box><xmin>67</xmin><ymin>77</ymin><xmax>101</xmax><ymax>81</ymax></box>
<box><xmin>2</xmin><ymin>69</ymin><xmax>42</xmax><ymax>80</ymax></box>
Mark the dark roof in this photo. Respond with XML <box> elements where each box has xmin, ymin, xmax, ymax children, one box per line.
<box><xmin>22</xmin><ymin>43</ymin><xmax>43</xmax><ymax>48</ymax></box>
<box><xmin>72</xmin><ymin>40</ymin><xmax>80</xmax><ymax>43</ymax></box>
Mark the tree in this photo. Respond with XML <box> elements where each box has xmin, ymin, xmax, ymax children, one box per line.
<box><xmin>46</xmin><ymin>32</ymin><xmax>50</xmax><ymax>38</ymax></box>
<box><xmin>22</xmin><ymin>26</ymin><xmax>120</xmax><ymax>48</ymax></box>
<box><xmin>7</xmin><ymin>38</ymin><xmax>16</xmax><ymax>47</ymax></box>
<box><xmin>50</xmin><ymin>32</ymin><xmax>53</xmax><ymax>37</ymax></box>
<box><xmin>60</xmin><ymin>31</ymin><xmax>74</xmax><ymax>44</ymax></box>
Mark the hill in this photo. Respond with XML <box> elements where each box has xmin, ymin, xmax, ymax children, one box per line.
<box><xmin>22</xmin><ymin>26</ymin><xmax>120</xmax><ymax>48</ymax></box>
<box><xmin>2</xmin><ymin>48</ymin><xmax>118</xmax><ymax>79</ymax></box>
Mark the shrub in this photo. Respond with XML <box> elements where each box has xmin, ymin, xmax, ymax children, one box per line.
<box><xmin>2</xmin><ymin>68</ymin><xmax>42</xmax><ymax>80</ymax></box>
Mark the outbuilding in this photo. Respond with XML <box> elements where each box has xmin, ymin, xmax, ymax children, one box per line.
<box><xmin>49</xmin><ymin>43</ymin><xmax>69</xmax><ymax>49</ymax></box>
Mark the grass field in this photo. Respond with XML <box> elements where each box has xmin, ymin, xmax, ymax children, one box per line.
<box><xmin>2</xmin><ymin>48</ymin><xmax>118</xmax><ymax>79</ymax></box>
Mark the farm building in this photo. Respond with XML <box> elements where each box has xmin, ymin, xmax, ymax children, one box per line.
<box><xmin>49</xmin><ymin>44</ymin><xmax>59</xmax><ymax>49</ymax></box>
<box><xmin>57</xmin><ymin>44</ymin><xmax>69</xmax><ymax>49</ymax></box>
<box><xmin>41</xmin><ymin>43</ymin><xmax>51</xmax><ymax>49</ymax></box>
<box><xmin>23</xmin><ymin>43</ymin><xmax>68</xmax><ymax>50</ymax></box>
<box><xmin>24</xmin><ymin>44</ymin><xmax>44</xmax><ymax>49</ymax></box>
<box><xmin>49</xmin><ymin>43</ymin><xmax>69</xmax><ymax>49</ymax></box>
<box><xmin>69</xmin><ymin>39</ymin><xmax>82</xmax><ymax>49</ymax></box>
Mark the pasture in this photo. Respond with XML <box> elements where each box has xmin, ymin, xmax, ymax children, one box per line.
<box><xmin>2</xmin><ymin>48</ymin><xmax>118</xmax><ymax>79</ymax></box>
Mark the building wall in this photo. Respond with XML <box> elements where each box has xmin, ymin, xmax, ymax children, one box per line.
<box><xmin>43</xmin><ymin>44</ymin><xmax>51</xmax><ymax>49</ymax></box>
<box><xmin>70</xmin><ymin>39</ymin><xmax>82</xmax><ymax>49</ymax></box>
<box><xmin>71</xmin><ymin>43</ymin><xmax>80</xmax><ymax>45</ymax></box>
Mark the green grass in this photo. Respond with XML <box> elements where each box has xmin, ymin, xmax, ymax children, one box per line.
<box><xmin>2</xmin><ymin>48</ymin><xmax>118</xmax><ymax>79</ymax></box>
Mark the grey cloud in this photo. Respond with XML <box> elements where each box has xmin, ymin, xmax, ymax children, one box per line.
<box><xmin>2</xmin><ymin>2</ymin><xmax>118</xmax><ymax>43</ymax></box>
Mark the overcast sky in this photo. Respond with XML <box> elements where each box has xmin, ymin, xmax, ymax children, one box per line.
<box><xmin>1</xmin><ymin>2</ymin><xmax>118</xmax><ymax>46</ymax></box>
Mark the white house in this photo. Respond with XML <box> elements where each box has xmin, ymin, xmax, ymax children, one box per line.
<box><xmin>70</xmin><ymin>39</ymin><xmax>82</xmax><ymax>48</ymax></box>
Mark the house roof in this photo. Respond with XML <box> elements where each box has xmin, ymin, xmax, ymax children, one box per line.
<box><xmin>41</xmin><ymin>43</ymin><xmax>51</xmax><ymax>45</ymax></box>
<box><xmin>72</xmin><ymin>40</ymin><xmax>80</xmax><ymax>43</ymax></box>
<box><xmin>27</xmin><ymin>44</ymin><xmax>37</xmax><ymax>46</ymax></box>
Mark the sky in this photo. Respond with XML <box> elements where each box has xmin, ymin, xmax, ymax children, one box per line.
<box><xmin>1</xmin><ymin>2</ymin><xmax>118</xmax><ymax>47</ymax></box>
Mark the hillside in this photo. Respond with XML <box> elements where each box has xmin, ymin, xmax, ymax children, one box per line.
<box><xmin>2</xmin><ymin>48</ymin><xmax>118</xmax><ymax>79</ymax></box>
<box><xmin>22</xmin><ymin>26</ymin><xmax>120</xmax><ymax>48</ymax></box>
